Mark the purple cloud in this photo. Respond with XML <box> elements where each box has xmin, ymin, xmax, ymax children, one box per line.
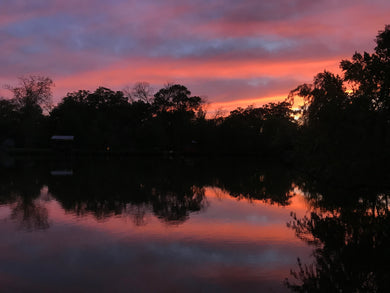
<box><xmin>0</xmin><ymin>0</ymin><xmax>389</xmax><ymax>107</ymax></box>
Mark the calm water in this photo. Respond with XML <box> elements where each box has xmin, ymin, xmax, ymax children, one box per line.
<box><xmin>0</xmin><ymin>157</ymin><xmax>388</xmax><ymax>292</ymax></box>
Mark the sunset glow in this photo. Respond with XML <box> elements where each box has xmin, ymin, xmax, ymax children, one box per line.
<box><xmin>0</xmin><ymin>0</ymin><xmax>389</xmax><ymax>110</ymax></box>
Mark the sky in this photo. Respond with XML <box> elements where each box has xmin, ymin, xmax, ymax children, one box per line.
<box><xmin>0</xmin><ymin>0</ymin><xmax>389</xmax><ymax>113</ymax></box>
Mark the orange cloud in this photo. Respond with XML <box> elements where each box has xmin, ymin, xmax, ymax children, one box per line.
<box><xmin>53</xmin><ymin>56</ymin><xmax>342</xmax><ymax>109</ymax></box>
<box><xmin>2</xmin><ymin>0</ymin><xmax>389</xmax><ymax>112</ymax></box>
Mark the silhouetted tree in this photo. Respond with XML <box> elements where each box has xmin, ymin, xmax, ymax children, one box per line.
<box><xmin>286</xmin><ymin>26</ymin><xmax>390</xmax><ymax>181</ymax></box>
<box><xmin>0</xmin><ymin>99</ymin><xmax>19</xmax><ymax>144</ymax></box>
<box><xmin>152</xmin><ymin>84</ymin><xmax>203</xmax><ymax>114</ymax></box>
<box><xmin>214</xmin><ymin>101</ymin><xmax>296</xmax><ymax>156</ymax></box>
<box><xmin>50</xmin><ymin>87</ymin><xmax>136</xmax><ymax>149</ymax></box>
<box><xmin>148</xmin><ymin>84</ymin><xmax>205</xmax><ymax>151</ymax></box>
<box><xmin>289</xmin><ymin>72</ymin><xmax>348</xmax><ymax>127</ymax></box>
<box><xmin>4</xmin><ymin>75</ymin><xmax>54</xmax><ymax>111</ymax></box>
<box><xmin>341</xmin><ymin>25</ymin><xmax>390</xmax><ymax>113</ymax></box>
<box><xmin>125</xmin><ymin>81</ymin><xmax>154</xmax><ymax>103</ymax></box>
<box><xmin>340</xmin><ymin>24</ymin><xmax>390</xmax><ymax>154</ymax></box>
<box><xmin>0</xmin><ymin>76</ymin><xmax>55</xmax><ymax>147</ymax></box>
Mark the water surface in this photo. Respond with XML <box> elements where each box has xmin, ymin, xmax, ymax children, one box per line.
<box><xmin>1</xmin><ymin>157</ymin><xmax>387</xmax><ymax>292</ymax></box>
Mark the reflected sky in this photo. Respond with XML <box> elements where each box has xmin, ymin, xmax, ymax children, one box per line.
<box><xmin>0</xmin><ymin>185</ymin><xmax>312</xmax><ymax>292</ymax></box>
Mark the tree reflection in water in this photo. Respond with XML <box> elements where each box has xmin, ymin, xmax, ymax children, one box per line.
<box><xmin>9</xmin><ymin>196</ymin><xmax>49</xmax><ymax>231</ymax></box>
<box><xmin>151</xmin><ymin>185</ymin><xmax>206</xmax><ymax>225</ymax></box>
<box><xmin>3</xmin><ymin>157</ymin><xmax>390</xmax><ymax>291</ymax></box>
<box><xmin>48</xmin><ymin>158</ymin><xmax>210</xmax><ymax>225</ymax></box>
<box><xmin>0</xmin><ymin>157</ymin><xmax>297</xmax><ymax>227</ymax></box>
<box><xmin>47</xmin><ymin>157</ymin><xmax>297</xmax><ymax>225</ymax></box>
<box><xmin>0</xmin><ymin>160</ymin><xmax>50</xmax><ymax>231</ymax></box>
<box><xmin>285</xmin><ymin>186</ymin><xmax>390</xmax><ymax>292</ymax></box>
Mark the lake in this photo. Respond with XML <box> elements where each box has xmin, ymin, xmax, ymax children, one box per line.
<box><xmin>0</xmin><ymin>157</ymin><xmax>388</xmax><ymax>292</ymax></box>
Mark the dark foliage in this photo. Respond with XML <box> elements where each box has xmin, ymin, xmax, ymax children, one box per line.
<box><xmin>0</xmin><ymin>26</ymin><xmax>388</xmax><ymax>169</ymax></box>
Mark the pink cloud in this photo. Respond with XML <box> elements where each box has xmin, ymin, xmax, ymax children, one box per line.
<box><xmin>46</xmin><ymin>55</ymin><xmax>342</xmax><ymax>116</ymax></box>
<box><xmin>1</xmin><ymin>0</ymin><xmax>389</xmax><ymax>111</ymax></box>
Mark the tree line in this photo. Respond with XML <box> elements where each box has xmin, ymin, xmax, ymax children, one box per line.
<box><xmin>0</xmin><ymin>26</ymin><xmax>389</xmax><ymax>165</ymax></box>
<box><xmin>0</xmin><ymin>77</ymin><xmax>296</xmax><ymax>156</ymax></box>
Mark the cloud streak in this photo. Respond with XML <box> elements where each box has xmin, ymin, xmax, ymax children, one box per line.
<box><xmin>0</xmin><ymin>0</ymin><xmax>389</xmax><ymax>110</ymax></box>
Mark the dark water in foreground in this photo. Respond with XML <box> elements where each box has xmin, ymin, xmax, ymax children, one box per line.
<box><xmin>0</xmin><ymin>157</ymin><xmax>389</xmax><ymax>292</ymax></box>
